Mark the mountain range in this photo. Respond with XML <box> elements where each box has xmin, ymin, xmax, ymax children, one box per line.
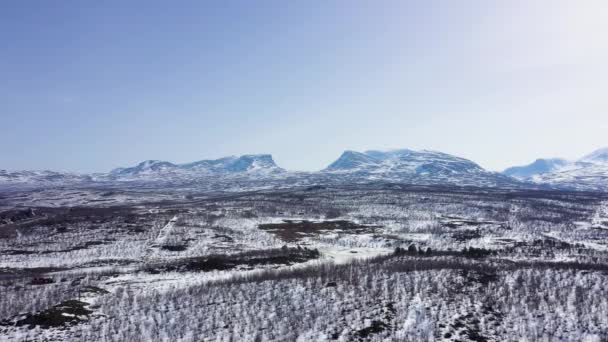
<box><xmin>1</xmin><ymin>148</ymin><xmax>608</xmax><ymax>192</ymax></box>
<box><xmin>109</xmin><ymin>154</ymin><xmax>284</xmax><ymax>179</ymax></box>
<box><xmin>503</xmin><ymin>148</ymin><xmax>608</xmax><ymax>191</ymax></box>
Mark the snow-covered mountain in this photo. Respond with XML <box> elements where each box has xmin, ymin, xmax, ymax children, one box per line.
<box><xmin>581</xmin><ymin>147</ymin><xmax>608</xmax><ymax>163</ymax></box>
<box><xmin>503</xmin><ymin>148</ymin><xmax>608</xmax><ymax>191</ymax></box>
<box><xmin>503</xmin><ymin>158</ymin><xmax>570</xmax><ymax>178</ymax></box>
<box><xmin>0</xmin><ymin>154</ymin><xmax>285</xmax><ymax>190</ymax></box>
<box><xmin>109</xmin><ymin>154</ymin><xmax>285</xmax><ymax>180</ymax></box>
<box><xmin>110</xmin><ymin>160</ymin><xmax>178</xmax><ymax>177</ymax></box>
<box><xmin>0</xmin><ymin>150</ymin><xmax>526</xmax><ymax>190</ymax></box>
<box><xmin>325</xmin><ymin>151</ymin><xmax>381</xmax><ymax>171</ymax></box>
<box><xmin>325</xmin><ymin>149</ymin><xmax>484</xmax><ymax>173</ymax></box>
<box><xmin>183</xmin><ymin>154</ymin><xmax>280</xmax><ymax>173</ymax></box>
<box><xmin>5</xmin><ymin>147</ymin><xmax>608</xmax><ymax>192</ymax></box>
<box><xmin>322</xmin><ymin>149</ymin><xmax>518</xmax><ymax>188</ymax></box>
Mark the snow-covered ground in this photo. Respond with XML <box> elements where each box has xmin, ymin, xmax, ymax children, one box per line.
<box><xmin>2</xmin><ymin>184</ymin><xmax>608</xmax><ymax>341</ymax></box>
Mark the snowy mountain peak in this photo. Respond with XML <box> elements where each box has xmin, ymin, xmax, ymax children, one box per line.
<box><xmin>324</xmin><ymin>151</ymin><xmax>381</xmax><ymax>171</ymax></box>
<box><xmin>109</xmin><ymin>154</ymin><xmax>283</xmax><ymax>179</ymax></box>
<box><xmin>503</xmin><ymin>158</ymin><xmax>569</xmax><ymax>179</ymax></box>
<box><xmin>223</xmin><ymin>154</ymin><xmax>282</xmax><ymax>172</ymax></box>
<box><xmin>502</xmin><ymin>147</ymin><xmax>608</xmax><ymax>191</ymax></box>
<box><xmin>110</xmin><ymin>160</ymin><xmax>177</xmax><ymax>176</ymax></box>
<box><xmin>316</xmin><ymin>148</ymin><xmax>512</xmax><ymax>188</ymax></box>
<box><xmin>580</xmin><ymin>147</ymin><xmax>608</xmax><ymax>163</ymax></box>
<box><xmin>324</xmin><ymin>149</ymin><xmax>485</xmax><ymax>174</ymax></box>
<box><xmin>183</xmin><ymin>154</ymin><xmax>282</xmax><ymax>172</ymax></box>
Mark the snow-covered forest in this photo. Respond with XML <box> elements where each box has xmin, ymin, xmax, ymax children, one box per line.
<box><xmin>1</xmin><ymin>184</ymin><xmax>608</xmax><ymax>341</ymax></box>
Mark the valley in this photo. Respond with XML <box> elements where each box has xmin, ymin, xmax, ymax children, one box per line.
<box><xmin>1</xmin><ymin>184</ymin><xmax>608</xmax><ymax>341</ymax></box>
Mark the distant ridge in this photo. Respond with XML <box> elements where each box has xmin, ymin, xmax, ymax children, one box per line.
<box><xmin>110</xmin><ymin>154</ymin><xmax>283</xmax><ymax>178</ymax></box>
<box><xmin>2</xmin><ymin>147</ymin><xmax>608</xmax><ymax>192</ymax></box>
<box><xmin>502</xmin><ymin>147</ymin><xmax>608</xmax><ymax>191</ymax></box>
<box><xmin>503</xmin><ymin>158</ymin><xmax>569</xmax><ymax>179</ymax></box>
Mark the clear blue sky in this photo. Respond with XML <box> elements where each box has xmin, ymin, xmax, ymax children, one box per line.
<box><xmin>1</xmin><ymin>0</ymin><xmax>607</xmax><ymax>172</ymax></box>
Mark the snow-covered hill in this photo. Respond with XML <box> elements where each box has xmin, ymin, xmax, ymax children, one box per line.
<box><xmin>322</xmin><ymin>149</ymin><xmax>519</xmax><ymax>188</ymax></box>
<box><xmin>108</xmin><ymin>154</ymin><xmax>284</xmax><ymax>181</ymax></box>
<box><xmin>503</xmin><ymin>148</ymin><xmax>608</xmax><ymax>191</ymax></box>
<box><xmin>503</xmin><ymin>158</ymin><xmax>569</xmax><ymax>178</ymax></box>
<box><xmin>0</xmin><ymin>169</ymin><xmax>92</xmax><ymax>188</ymax></box>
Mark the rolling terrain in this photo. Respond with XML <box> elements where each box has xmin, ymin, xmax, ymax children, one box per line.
<box><xmin>2</xmin><ymin>148</ymin><xmax>608</xmax><ymax>341</ymax></box>
<box><xmin>1</xmin><ymin>183</ymin><xmax>608</xmax><ymax>341</ymax></box>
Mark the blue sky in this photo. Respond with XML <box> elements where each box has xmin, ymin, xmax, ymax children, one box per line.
<box><xmin>1</xmin><ymin>1</ymin><xmax>607</xmax><ymax>172</ymax></box>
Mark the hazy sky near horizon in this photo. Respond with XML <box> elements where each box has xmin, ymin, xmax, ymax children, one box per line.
<box><xmin>1</xmin><ymin>1</ymin><xmax>607</xmax><ymax>173</ymax></box>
